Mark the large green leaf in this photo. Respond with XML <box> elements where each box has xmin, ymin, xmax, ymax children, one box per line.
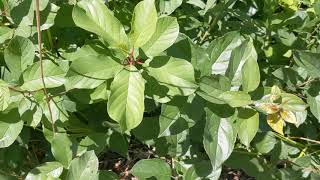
<box><xmin>129</xmin><ymin>0</ymin><xmax>158</xmax><ymax>47</ymax></box>
<box><xmin>293</xmin><ymin>51</ymin><xmax>320</xmax><ymax>78</ymax></box>
<box><xmin>66</xmin><ymin>55</ymin><xmax>122</xmax><ymax>90</ymax></box>
<box><xmin>0</xmin><ymin>80</ymin><xmax>10</xmax><ymax>111</ymax></box>
<box><xmin>131</xmin><ymin>159</ymin><xmax>171</xmax><ymax>180</ymax></box>
<box><xmin>73</xmin><ymin>0</ymin><xmax>129</xmax><ymax>50</ymax></box>
<box><xmin>147</xmin><ymin>56</ymin><xmax>198</xmax><ymax>96</ymax></box>
<box><xmin>51</xmin><ymin>133</ymin><xmax>73</xmax><ymax>168</ymax></box>
<box><xmin>25</xmin><ymin>162</ymin><xmax>63</xmax><ymax>180</ymax></box>
<box><xmin>21</xmin><ymin>60</ymin><xmax>66</xmax><ymax>91</ymax></box>
<box><xmin>66</xmin><ymin>151</ymin><xmax>99</xmax><ymax>180</ymax></box>
<box><xmin>203</xmin><ymin>106</ymin><xmax>235</xmax><ymax>170</ymax></box>
<box><xmin>107</xmin><ymin>66</ymin><xmax>145</xmax><ymax>131</ymax></box>
<box><xmin>0</xmin><ymin>110</ymin><xmax>23</xmax><ymax>148</ymax></box>
<box><xmin>142</xmin><ymin>17</ymin><xmax>179</xmax><ymax>56</ymax></box>
<box><xmin>237</xmin><ymin>108</ymin><xmax>259</xmax><ymax>147</ymax></box>
<box><xmin>4</xmin><ymin>36</ymin><xmax>35</xmax><ymax>81</ymax></box>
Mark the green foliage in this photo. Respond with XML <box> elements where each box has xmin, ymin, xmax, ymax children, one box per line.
<box><xmin>0</xmin><ymin>0</ymin><xmax>320</xmax><ymax>179</ymax></box>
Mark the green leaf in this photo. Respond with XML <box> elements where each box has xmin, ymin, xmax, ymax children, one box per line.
<box><xmin>254</xmin><ymin>132</ymin><xmax>277</xmax><ymax>154</ymax></box>
<box><xmin>51</xmin><ymin>133</ymin><xmax>73</xmax><ymax>168</ymax></box>
<box><xmin>237</xmin><ymin>108</ymin><xmax>259</xmax><ymax>147</ymax></box>
<box><xmin>132</xmin><ymin>117</ymin><xmax>159</xmax><ymax>145</ymax></box>
<box><xmin>184</xmin><ymin>161</ymin><xmax>221</xmax><ymax>180</ymax></box>
<box><xmin>66</xmin><ymin>151</ymin><xmax>99</xmax><ymax>180</ymax></box>
<box><xmin>0</xmin><ymin>26</ymin><xmax>13</xmax><ymax>44</ymax></box>
<box><xmin>21</xmin><ymin>60</ymin><xmax>66</xmax><ymax>91</ymax></box>
<box><xmin>129</xmin><ymin>0</ymin><xmax>158</xmax><ymax>47</ymax></box>
<box><xmin>147</xmin><ymin>56</ymin><xmax>198</xmax><ymax>96</ymax></box>
<box><xmin>158</xmin><ymin>0</ymin><xmax>182</xmax><ymax>16</ymax></box>
<box><xmin>73</xmin><ymin>0</ymin><xmax>129</xmax><ymax>50</ymax></box>
<box><xmin>204</xmin><ymin>0</ymin><xmax>217</xmax><ymax>14</ymax></box>
<box><xmin>77</xmin><ymin>133</ymin><xmax>108</xmax><ymax>156</ymax></box>
<box><xmin>4</xmin><ymin>36</ymin><xmax>35</xmax><ymax>81</ymax></box>
<box><xmin>219</xmin><ymin>91</ymin><xmax>252</xmax><ymax>107</ymax></box>
<box><xmin>203</xmin><ymin>106</ymin><xmax>235</xmax><ymax>170</ymax></box>
<box><xmin>9</xmin><ymin>0</ymin><xmax>34</xmax><ymax>26</ymax></box>
<box><xmin>94</xmin><ymin>170</ymin><xmax>118</xmax><ymax>180</ymax></box>
<box><xmin>293</xmin><ymin>51</ymin><xmax>320</xmax><ymax>78</ymax></box>
<box><xmin>0</xmin><ymin>110</ymin><xmax>23</xmax><ymax>148</ymax></box>
<box><xmin>280</xmin><ymin>93</ymin><xmax>308</xmax><ymax>112</ymax></box>
<box><xmin>142</xmin><ymin>17</ymin><xmax>179</xmax><ymax>56</ymax></box>
<box><xmin>131</xmin><ymin>159</ymin><xmax>171</xmax><ymax>180</ymax></box>
<box><xmin>307</xmin><ymin>84</ymin><xmax>320</xmax><ymax>122</ymax></box>
<box><xmin>66</xmin><ymin>55</ymin><xmax>123</xmax><ymax>90</ymax></box>
<box><xmin>0</xmin><ymin>80</ymin><xmax>10</xmax><ymax>111</ymax></box>
<box><xmin>240</xmin><ymin>44</ymin><xmax>260</xmax><ymax>92</ymax></box>
<box><xmin>208</xmin><ymin>31</ymin><xmax>242</xmax><ymax>75</ymax></box>
<box><xmin>108</xmin><ymin>131</ymin><xmax>128</xmax><ymax>157</ymax></box>
<box><xmin>25</xmin><ymin>162</ymin><xmax>63</xmax><ymax>180</ymax></box>
<box><xmin>197</xmin><ymin>75</ymin><xmax>231</xmax><ymax>104</ymax></box>
<box><xmin>158</xmin><ymin>102</ymin><xmax>186</xmax><ymax>137</ymax></box>
<box><xmin>107</xmin><ymin>66</ymin><xmax>145</xmax><ymax>131</ymax></box>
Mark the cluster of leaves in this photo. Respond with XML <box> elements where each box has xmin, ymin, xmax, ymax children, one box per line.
<box><xmin>0</xmin><ymin>0</ymin><xmax>320</xmax><ymax>179</ymax></box>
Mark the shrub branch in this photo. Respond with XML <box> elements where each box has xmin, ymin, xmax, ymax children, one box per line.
<box><xmin>35</xmin><ymin>0</ymin><xmax>56</xmax><ymax>134</ymax></box>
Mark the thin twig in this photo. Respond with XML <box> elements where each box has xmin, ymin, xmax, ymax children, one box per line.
<box><xmin>290</xmin><ymin>137</ymin><xmax>320</xmax><ymax>145</ymax></box>
<box><xmin>35</xmin><ymin>0</ymin><xmax>56</xmax><ymax>134</ymax></box>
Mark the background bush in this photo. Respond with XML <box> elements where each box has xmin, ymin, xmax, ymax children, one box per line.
<box><xmin>0</xmin><ymin>0</ymin><xmax>320</xmax><ymax>179</ymax></box>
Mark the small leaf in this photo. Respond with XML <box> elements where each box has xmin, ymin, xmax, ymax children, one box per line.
<box><xmin>25</xmin><ymin>162</ymin><xmax>63</xmax><ymax>180</ymax></box>
<box><xmin>21</xmin><ymin>60</ymin><xmax>66</xmax><ymax>91</ymax></box>
<box><xmin>267</xmin><ymin>113</ymin><xmax>284</xmax><ymax>135</ymax></box>
<box><xmin>73</xmin><ymin>0</ymin><xmax>129</xmax><ymax>50</ymax></box>
<box><xmin>4</xmin><ymin>36</ymin><xmax>35</xmax><ymax>81</ymax></box>
<box><xmin>129</xmin><ymin>0</ymin><xmax>158</xmax><ymax>47</ymax></box>
<box><xmin>131</xmin><ymin>159</ymin><xmax>171</xmax><ymax>179</ymax></box>
<box><xmin>107</xmin><ymin>66</ymin><xmax>145</xmax><ymax>131</ymax></box>
<box><xmin>66</xmin><ymin>151</ymin><xmax>99</xmax><ymax>180</ymax></box>
<box><xmin>280</xmin><ymin>110</ymin><xmax>297</xmax><ymax>124</ymax></box>
<box><xmin>51</xmin><ymin>133</ymin><xmax>73</xmax><ymax>168</ymax></box>
<box><xmin>0</xmin><ymin>80</ymin><xmax>10</xmax><ymax>111</ymax></box>
<box><xmin>219</xmin><ymin>91</ymin><xmax>252</xmax><ymax>107</ymax></box>
<box><xmin>0</xmin><ymin>110</ymin><xmax>24</xmax><ymax>148</ymax></box>
<box><xmin>142</xmin><ymin>16</ymin><xmax>179</xmax><ymax>56</ymax></box>
<box><xmin>270</xmin><ymin>85</ymin><xmax>282</xmax><ymax>102</ymax></box>
<box><xmin>158</xmin><ymin>0</ymin><xmax>182</xmax><ymax>15</ymax></box>
<box><xmin>147</xmin><ymin>56</ymin><xmax>198</xmax><ymax>96</ymax></box>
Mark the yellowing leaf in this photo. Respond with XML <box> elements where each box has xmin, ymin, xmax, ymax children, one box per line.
<box><xmin>280</xmin><ymin>110</ymin><xmax>297</xmax><ymax>124</ymax></box>
<box><xmin>267</xmin><ymin>113</ymin><xmax>284</xmax><ymax>135</ymax></box>
<box><xmin>256</xmin><ymin>103</ymin><xmax>280</xmax><ymax>114</ymax></box>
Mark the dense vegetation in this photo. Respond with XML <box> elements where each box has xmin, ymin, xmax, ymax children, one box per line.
<box><xmin>0</xmin><ymin>0</ymin><xmax>320</xmax><ymax>179</ymax></box>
